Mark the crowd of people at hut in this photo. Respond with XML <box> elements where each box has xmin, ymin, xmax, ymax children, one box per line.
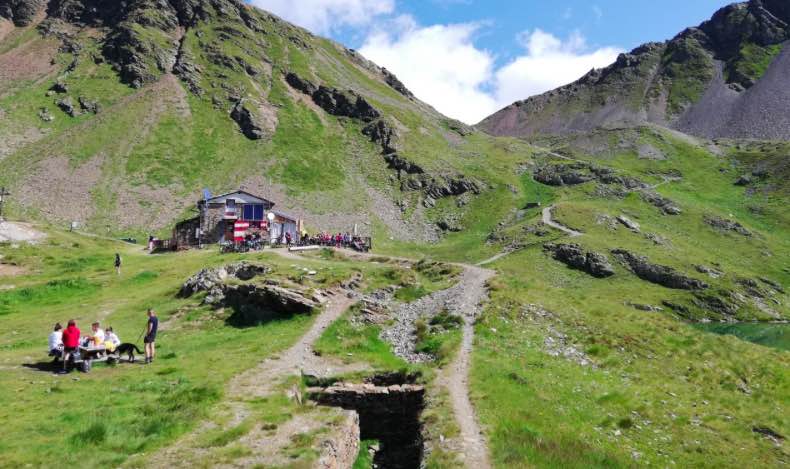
<box><xmin>226</xmin><ymin>230</ymin><xmax>371</xmax><ymax>253</ymax></box>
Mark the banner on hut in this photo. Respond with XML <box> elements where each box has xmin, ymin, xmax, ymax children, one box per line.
<box><xmin>234</xmin><ymin>221</ymin><xmax>250</xmax><ymax>241</ymax></box>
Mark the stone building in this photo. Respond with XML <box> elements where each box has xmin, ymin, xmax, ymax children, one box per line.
<box><xmin>173</xmin><ymin>189</ymin><xmax>300</xmax><ymax>248</ymax></box>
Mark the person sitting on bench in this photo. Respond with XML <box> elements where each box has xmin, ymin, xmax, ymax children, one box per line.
<box><xmin>88</xmin><ymin>322</ymin><xmax>105</xmax><ymax>349</ymax></box>
<box><xmin>104</xmin><ymin>327</ymin><xmax>120</xmax><ymax>353</ymax></box>
<box><xmin>61</xmin><ymin>320</ymin><xmax>81</xmax><ymax>373</ymax></box>
<box><xmin>48</xmin><ymin>323</ymin><xmax>63</xmax><ymax>361</ymax></box>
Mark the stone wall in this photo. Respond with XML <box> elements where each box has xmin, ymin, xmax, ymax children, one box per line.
<box><xmin>202</xmin><ymin>203</ymin><xmax>227</xmax><ymax>243</ymax></box>
<box><xmin>317</xmin><ymin>410</ymin><xmax>360</xmax><ymax>469</ymax></box>
<box><xmin>308</xmin><ymin>383</ymin><xmax>425</xmax><ymax>469</ymax></box>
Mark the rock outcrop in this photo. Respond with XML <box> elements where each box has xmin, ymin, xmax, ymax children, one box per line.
<box><xmin>180</xmin><ymin>262</ymin><xmax>327</xmax><ymax>325</ymax></box>
<box><xmin>544</xmin><ymin>243</ymin><xmax>615</xmax><ymax>278</ymax></box>
<box><xmin>0</xmin><ymin>0</ymin><xmax>44</xmax><ymax>26</ymax></box>
<box><xmin>230</xmin><ymin>100</ymin><xmax>266</xmax><ymax>140</ymax></box>
<box><xmin>533</xmin><ymin>162</ymin><xmax>681</xmax><ymax>214</ymax></box>
<box><xmin>285</xmin><ymin>72</ymin><xmax>380</xmax><ymax>122</ymax></box>
<box><xmin>705</xmin><ymin>215</ymin><xmax>752</xmax><ymax>236</ymax></box>
<box><xmin>56</xmin><ymin>96</ymin><xmax>77</xmax><ymax>117</ymax></box>
<box><xmin>179</xmin><ymin>261</ymin><xmax>270</xmax><ymax>297</ymax></box>
<box><xmin>612</xmin><ymin>249</ymin><xmax>708</xmax><ymax>290</ymax></box>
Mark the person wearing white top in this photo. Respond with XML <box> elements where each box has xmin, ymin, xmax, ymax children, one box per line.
<box><xmin>105</xmin><ymin>327</ymin><xmax>121</xmax><ymax>352</ymax></box>
<box><xmin>90</xmin><ymin>322</ymin><xmax>105</xmax><ymax>347</ymax></box>
<box><xmin>48</xmin><ymin>323</ymin><xmax>63</xmax><ymax>359</ymax></box>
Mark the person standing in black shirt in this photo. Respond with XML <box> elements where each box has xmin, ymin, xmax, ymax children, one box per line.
<box><xmin>144</xmin><ymin>308</ymin><xmax>158</xmax><ymax>364</ymax></box>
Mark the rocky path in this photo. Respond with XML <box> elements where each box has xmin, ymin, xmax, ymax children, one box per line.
<box><xmin>146</xmin><ymin>248</ymin><xmax>496</xmax><ymax>468</ymax></box>
<box><xmin>436</xmin><ymin>265</ymin><xmax>495</xmax><ymax>469</ymax></box>
<box><xmin>315</xmin><ymin>248</ymin><xmax>496</xmax><ymax>468</ymax></box>
<box><xmin>543</xmin><ymin>205</ymin><xmax>582</xmax><ymax>237</ymax></box>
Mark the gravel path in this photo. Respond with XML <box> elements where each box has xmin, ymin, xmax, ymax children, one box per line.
<box><xmin>542</xmin><ymin>205</ymin><xmax>582</xmax><ymax>237</ymax></box>
<box><xmin>436</xmin><ymin>265</ymin><xmax>495</xmax><ymax>469</ymax></box>
<box><xmin>145</xmin><ymin>248</ymin><xmax>496</xmax><ymax>468</ymax></box>
<box><xmin>320</xmin><ymin>248</ymin><xmax>496</xmax><ymax>468</ymax></box>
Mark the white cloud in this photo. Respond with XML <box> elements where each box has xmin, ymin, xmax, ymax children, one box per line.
<box><xmin>493</xmin><ymin>29</ymin><xmax>622</xmax><ymax>110</ymax></box>
<box><xmin>360</xmin><ymin>19</ymin><xmax>498</xmax><ymax>125</ymax></box>
<box><xmin>361</xmin><ymin>22</ymin><xmax>622</xmax><ymax>124</ymax></box>
<box><xmin>248</xmin><ymin>2</ymin><xmax>623</xmax><ymax>124</ymax></box>
<box><xmin>249</xmin><ymin>0</ymin><xmax>394</xmax><ymax>34</ymax></box>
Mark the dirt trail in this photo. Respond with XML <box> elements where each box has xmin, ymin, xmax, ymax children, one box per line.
<box><xmin>542</xmin><ymin>205</ymin><xmax>582</xmax><ymax>237</ymax></box>
<box><xmin>230</xmin><ymin>292</ymin><xmax>357</xmax><ymax>397</ymax></box>
<box><xmin>329</xmin><ymin>248</ymin><xmax>495</xmax><ymax>468</ymax></box>
<box><xmin>143</xmin><ymin>291</ymin><xmax>358</xmax><ymax>468</ymax></box>
<box><xmin>147</xmin><ymin>247</ymin><xmax>495</xmax><ymax>468</ymax></box>
<box><xmin>436</xmin><ymin>265</ymin><xmax>495</xmax><ymax>469</ymax></box>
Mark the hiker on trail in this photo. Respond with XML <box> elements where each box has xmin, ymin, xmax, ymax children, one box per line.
<box><xmin>114</xmin><ymin>253</ymin><xmax>122</xmax><ymax>275</ymax></box>
<box><xmin>105</xmin><ymin>327</ymin><xmax>120</xmax><ymax>352</ymax></box>
<box><xmin>61</xmin><ymin>320</ymin><xmax>80</xmax><ymax>372</ymax></box>
<box><xmin>144</xmin><ymin>308</ymin><xmax>158</xmax><ymax>364</ymax></box>
<box><xmin>48</xmin><ymin>323</ymin><xmax>63</xmax><ymax>360</ymax></box>
<box><xmin>285</xmin><ymin>231</ymin><xmax>292</xmax><ymax>247</ymax></box>
<box><xmin>148</xmin><ymin>235</ymin><xmax>155</xmax><ymax>252</ymax></box>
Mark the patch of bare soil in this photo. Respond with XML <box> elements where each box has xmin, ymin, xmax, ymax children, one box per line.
<box><xmin>0</xmin><ymin>263</ymin><xmax>26</xmax><ymax>276</ymax></box>
<box><xmin>114</xmin><ymin>183</ymin><xmax>194</xmax><ymax>231</ymax></box>
<box><xmin>0</xmin><ymin>221</ymin><xmax>46</xmax><ymax>243</ymax></box>
<box><xmin>159</xmin><ymin>73</ymin><xmax>192</xmax><ymax>119</ymax></box>
<box><xmin>0</xmin><ymin>32</ymin><xmax>59</xmax><ymax>89</ymax></box>
<box><xmin>18</xmin><ymin>156</ymin><xmax>104</xmax><ymax>226</ymax></box>
<box><xmin>0</xmin><ymin>125</ymin><xmax>46</xmax><ymax>162</ymax></box>
<box><xmin>0</xmin><ymin>18</ymin><xmax>13</xmax><ymax>42</ymax></box>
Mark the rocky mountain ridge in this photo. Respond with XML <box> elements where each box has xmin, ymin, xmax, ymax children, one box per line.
<box><xmin>479</xmin><ymin>0</ymin><xmax>790</xmax><ymax>140</ymax></box>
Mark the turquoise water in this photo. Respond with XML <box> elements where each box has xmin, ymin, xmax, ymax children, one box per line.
<box><xmin>694</xmin><ymin>322</ymin><xmax>790</xmax><ymax>351</ymax></box>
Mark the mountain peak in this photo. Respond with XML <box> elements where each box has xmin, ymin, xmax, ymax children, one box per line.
<box><xmin>478</xmin><ymin>0</ymin><xmax>790</xmax><ymax>141</ymax></box>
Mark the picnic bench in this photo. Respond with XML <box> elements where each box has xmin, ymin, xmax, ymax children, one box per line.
<box><xmin>68</xmin><ymin>345</ymin><xmax>119</xmax><ymax>372</ymax></box>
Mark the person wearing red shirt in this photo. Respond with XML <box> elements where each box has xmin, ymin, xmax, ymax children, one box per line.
<box><xmin>61</xmin><ymin>319</ymin><xmax>81</xmax><ymax>373</ymax></box>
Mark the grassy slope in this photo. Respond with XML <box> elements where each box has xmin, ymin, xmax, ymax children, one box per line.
<box><xmin>0</xmin><ymin>229</ymin><xmax>447</xmax><ymax>467</ymax></box>
<box><xmin>368</xmin><ymin>126</ymin><xmax>790</xmax><ymax>467</ymax></box>
<box><xmin>0</xmin><ymin>10</ymin><xmax>523</xmax><ymax>241</ymax></box>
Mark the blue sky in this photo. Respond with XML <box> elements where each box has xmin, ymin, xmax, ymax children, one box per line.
<box><xmin>250</xmin><ymin>0</ymin><xmax>734</xmax><ymax>123</ymax></box>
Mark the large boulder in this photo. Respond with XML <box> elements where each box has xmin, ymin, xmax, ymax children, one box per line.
<box><xmin>612</xmin><ymin>249</ymin><xmax>708</xmax><ymax>290</ymax></box>
<box><xmin>544</xmin><ymin>243</ymin><xmax>615</xmax><ymax>278</ymax></box>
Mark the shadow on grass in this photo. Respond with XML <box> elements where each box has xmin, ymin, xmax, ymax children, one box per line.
<box><xmin>22</xmin><ymin>360</ymin><xmax>64</xmax><ymax>373</ymax></box>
